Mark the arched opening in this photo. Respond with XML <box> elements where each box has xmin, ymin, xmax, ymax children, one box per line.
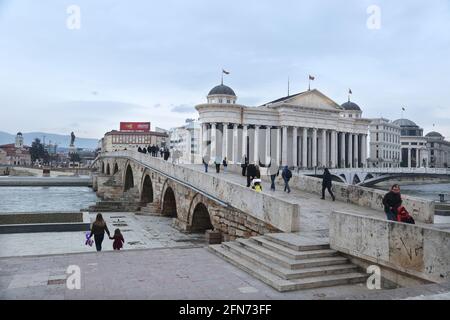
<box><xmin>101</xmin><ymin>162</ymin><xmax>105</xmax><ymax>174</ymax></box>
<box><xmin>106</xmin><ymin>163</ymin><xmax>111</xmax><ymax>175</ymax></box>
<box><xmin>141</xmin><ymin>175</ymin><xmax>154</xmax><ymax>204</ymax></box>
<box><xmin>162</xmin><ymin>187</ymin><xmax>177</xmax><ymax>217</ymax></box>
<box><xmin>113</xmin><ymin>163</ymin><xmax>119</xmax><ymax>174</ymax></box>
<box><xmin>191</xmin><ymin>203</ymin><xmax>213</xmax><ymax>233</ymax></box>
<box><xmin>124</xmin><ymin>165</ymin><xmax>134</xmax><ymax>191</ymax></box>
<box><xmin>353</xmin><ymin>175</ymin><xmax>361</xmax><ymax>185</ymax></box>
<box><xmin>366</xmin><ymin>173</ymin><xmax>374</xmax><ymax>180</ymax></box>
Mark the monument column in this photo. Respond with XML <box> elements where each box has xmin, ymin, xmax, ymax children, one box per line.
<box><xmin>275</xmin><ymin>127</ymin><xmax>281</xmax><ymax>165</ymax></box>
<box><xmin>361</xmin><ymin>135</ymin><xmax>367</xmax><ymax>168</ymax></box>
<box><xmin>354</xmin><ymin>134</ymin><xmax>359</xmax><ymax>168</ymax></box>
<box><xmin>321</xmin><ymin>129</ymin><xmax>327</xmax><ymax>168</ymax></box>
<box><xmin>348</xmin><ymin>133</ymin><xmax>353</xmax><ymax>168</ymax></box>
<box><xmin>232</xmin><ymin>124</ymin><xmax>238</xmax><ymax>163</ymax></box>
<box><xmin>242</xmin><ymin>125</ymin><xmax>248</xmax><ymax>160</ymax></box>
<box><xmin>253</xmin><ymin>125</ymin><xmax>260</xmax><ymax>164</ymax></box>
<box><xmin>312</xmin><ymin>128</ymin><xmax>318</xmax><ymax>168</ymax></box>
<box><xmin>202</xmin><ymin>123</ymin><xmax>208</xmax><ymax>158</ymax></box>
<box><xmin>210</xmin><ymin>123</ymin><xmax>217</xmax><ymax>162</ymax></box>
<box><xmin>331</xmin><ymin>130</ymin><xmax>337</xmax><ymax>168</ymax></box>
<box><xmin>408</xmin><ymin>148</ymin><xmax>412</xmax><ymax>168</ymax></box>
<box><xmin>292</xmin><ymin>127</ymin><xmax>298</xmax><ymax>167</ymax></box>
<box><xmin>340</xmin><ymin>132</ymin><xmax>346</xmax><ymax>168</ymax></box>
<box><xmin>282</xmin><ymin>126</ymin><xmax>288</xmax><ymax>166</ymax></box>
<box><xmin>302</xmin><ymin>128</ymin><xmax>308</xmax><ymax>169</ymax></box>
<box><xmin>222</xmin><ymin>123</ymin><xmax>228</xmax><ymax>161</ymax></box>
<box><xmin>265</xmin><ymin>126</ymin><xmax>271</xmax><ymax>165</ymax></box>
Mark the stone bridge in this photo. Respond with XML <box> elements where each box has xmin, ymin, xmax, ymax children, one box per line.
<box><xmin>92</xmin><ymin>151</ymin><xmax>300</xmax><ymax>241</ymax></box>
<box><xmin>297</xmin><ymin>167</ymin><xmax>450</xmax><ymax>186</ymax></box>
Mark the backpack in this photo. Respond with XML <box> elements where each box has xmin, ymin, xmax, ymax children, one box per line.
<box><xmin>397</xmin><ymin>206</ymin><xmax>415</xmax><ymax>224</ymax></box>
<box><xmin>285</xmin><ymin>169</ymin><xmax>292</xmax><ymax>180</ymax></box>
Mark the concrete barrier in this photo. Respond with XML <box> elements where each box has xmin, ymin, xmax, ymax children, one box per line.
<box><xmin>330</xmin><ymin>211</ymin><xmax>450</xmax><ymax>283</ymax></box>
<box><xmin>100</xmin><ymin>151</ymin><xmax>300</xmax><ymax>233</ymax></box>
<box><xmin>289</xmin><ymin>175</ymin><xmax>435</xmax><ymax>224</ymax></box>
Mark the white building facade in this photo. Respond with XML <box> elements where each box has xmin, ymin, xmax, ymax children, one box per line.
<box><xmin>368</xmin><ymin>118</ymin><xmax>401</xmax><ymax>168</ymax></box>
<box><xmin>169</xmin><ymin>120</ymin><xmax>201</xmax><ymax>164</ymax></box>
<box><xmin>394</xmin><ymin>119</ymin><xmax>429</xmax><ymax>168</ymax></box>
<box><xmin>196</xmin><ymin>84</ymin><xmax>370</xmax><ymax>169</ymax></box>
<box><xmin>426</xmin><ymin>132</ymin><xmax>450</xmax><ymax>168</ymax></box>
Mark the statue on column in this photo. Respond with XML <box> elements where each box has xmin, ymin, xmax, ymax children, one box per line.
<box><xmin>70</xmin><ymin>132</ymin><xmax>76</xmax><ymax>147</ymax></box>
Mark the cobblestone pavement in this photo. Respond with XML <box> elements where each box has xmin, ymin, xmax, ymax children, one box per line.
<box><xmin>0</xmin><ymin>213</ymin><xmax>206</xmax><ymax>258</ymax></box>
<box><xmin>0</xmin><ymin>246</ymin><xmax>374</xmax><ymax>300</ymax></box>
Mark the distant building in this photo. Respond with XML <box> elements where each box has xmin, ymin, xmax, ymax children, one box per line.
<box><xmin>0</xmin><ymin>133</ymin><xmax>32</xmax><ymax>166</ymax></box>
<box><xmin>101</xmin><ymin>123</ymin><xmax>168</xmax><ymax>153</ymax></box>
<box><xmin>368</xmin><ymin>118</ymin><xmax>401</xmax><ymax>168</ymax></box>
<box><xmin>393</xmin><ymin>119</ymin><xmax>429</xmax><ymax>168</ymax></box>
<box><xmin>169</xmin><ymin>119</ymin><xmax>201</xmax><ymax>164</ymax></box>
<box><xmin>425</xmin><ymin>131</ymin><xmax>450</xmax><ymax>168</ymax></box>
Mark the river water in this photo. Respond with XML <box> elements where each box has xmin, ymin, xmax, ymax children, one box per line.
<box><xmin>0</xmin><ymin>187</ymin><xmax>99</xmax><ymax>213</ymax></box>
<box><xmin>375</xmin><ymin>183</ymin><xmax>450</xmax><ymax>201</ymax></box>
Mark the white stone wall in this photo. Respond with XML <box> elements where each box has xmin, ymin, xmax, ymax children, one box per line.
<box><xmin>330</xmin><ymin>211</ymin><xmax>450</xmax><ymax>283</ymax></box>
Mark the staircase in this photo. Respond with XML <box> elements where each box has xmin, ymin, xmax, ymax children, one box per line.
<box><xmin>136</xmin><ymin>203</ymin><xmax>161</xmax><ymax>216</ymax></box>
<box><xmin>209</xmin><ymin>233</ymin><xmax>367</xmax><ymax>292</ymax></box>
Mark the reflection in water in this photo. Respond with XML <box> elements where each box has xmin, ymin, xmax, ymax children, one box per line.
<box><xmin>0</xmin><ymin>187</ymin><xmax>99</xmax><ymax>213</ymax></box>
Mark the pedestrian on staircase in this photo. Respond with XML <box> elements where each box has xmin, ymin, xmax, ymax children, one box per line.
<box><xmin>321</xmin><ymin>168</ymin><xmax>335</xmax><ymax>201</ymax></box>
<box><xmin>88</xmin><ymin>213</ymin><xmax>111</xmax><ymax>252</ymax></box>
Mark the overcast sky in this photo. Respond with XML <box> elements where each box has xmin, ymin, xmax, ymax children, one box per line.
<box><xmin>1</xmin><ymin>0</ymin><xmax>449</xmax><ymax>139</ymax></box>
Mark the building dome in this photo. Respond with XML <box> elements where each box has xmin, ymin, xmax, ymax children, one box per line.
<box><xmin>393</xmin><ymin>119</ymin><xmax>417</xmax><ymax>127</ymax></box>
<box><xmin>17</xmin><ymin>132</ymin><xmax>22</xmax><ymax>136</ymax></box>
<box><xmin>208</xmin><ymin>84</ymin><xmax>236</xmax><ymax>97</ymax></box>
<box><xmin>341</xmin><ymin>101</ymin><xmax>361</xmax><ymax>111</ymax></box>
<box><xmin>426</xmin><ymin>131</ymin><xmax>443</xmax><ymax>138</ymax></box>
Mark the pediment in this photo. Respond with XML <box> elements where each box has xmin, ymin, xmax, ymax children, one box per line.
<box><xmin>276</xmin><ymin>89</ymin><xmax>342</xmax><ymax>112</ymax></box>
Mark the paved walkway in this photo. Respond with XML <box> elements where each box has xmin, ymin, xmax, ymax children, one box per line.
<box><xmin>0</xmin><ymin>213</ymin><xmax>206</xmax><ymax>258</ymax></box>
<box><xmin>0</xmin><ymin>246</ymin><xmax>373</xmax><ymax>300</ymax></box>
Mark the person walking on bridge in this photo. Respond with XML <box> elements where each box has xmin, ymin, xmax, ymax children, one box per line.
<box><xmin>383</xmin><ymin>184</ymin><xmax>402</xmax><ymax>221</ymax></box>
<box><xmin>246</xmin><ymin>162</ymin><xmax>257</xmax><ymax>187</ymax></box>
<box><xmin>321</xmin><ymin>168</ymin><xmax>335</xmax><ymax>201</ymax></box>
<box><xmin>268</xmin><ymin>161</ymin><xmax>280</xmax><ymax>191</ymax></box>
<box><xmin>281</xmin><ymin>166</ymin><xmax>292</xmax><ymax>193</ymax></box>
<box><xmin>88</xmin><ymin>213</ymin><xmax>111</xmax><ymax>252</ymax></box>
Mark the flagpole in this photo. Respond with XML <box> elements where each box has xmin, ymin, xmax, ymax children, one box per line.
<box><xmin>288</xmin><ymin>77</ymin><xmax>290</xmax><ymax>96</ymax></box>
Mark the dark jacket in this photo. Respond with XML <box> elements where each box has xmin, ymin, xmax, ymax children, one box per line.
<box><xmin>247</xmin><ymin>164</ymin><xmax>257</xmax><ymax>177</ymax></box>
<box><xmin>322</xmin><ymin>171</ymin><xmax>332</xmax><ymax>188</ymax></box>
<box><xmin>90</xmin><ymin>222</ymin><xmax>110</xmax><ymax>237</ymax></box>
<box><xmin>281</xmin><ymin>167</ymin><xmax>292</xmax><ymax>181</ymax></box>
<box><xmin>382</xmin><ymin>191</ymin><xmax>402</xmax><ymax>213</ymax></box>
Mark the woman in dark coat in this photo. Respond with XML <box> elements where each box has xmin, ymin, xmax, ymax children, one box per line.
<box><xmin>382</xmin><ymin>184</ymin><xmax>402</xmax><ymax>221</ymax></box>
<box><xmin>321</xmin><ymin>168</ymin><xmax>335</xmax><ymax>201</ymax></box>
<box><xmin>88</xmin><ymin>213</ymin><xmax>111</xmax><ymax>252</ymax></box>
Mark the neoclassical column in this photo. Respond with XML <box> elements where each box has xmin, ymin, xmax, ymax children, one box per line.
<box><xmin>232</xmin><ymin>124</ymin><xmax>238</xmax><ymax>163</ymax></box>
<box><xmin>282</xmin><ymin>126</ymin><xmax>288</xmax><ymax>166</ymax></box>
<box><xmin>302</xmin><ymin>128</ymin><xmax>308</xmax><ymax>168</ymax></box>
<box><xmin>361</xmin><ymin>135</ymin><xmax>367</xmax><ymax>168</ymax></box>
<box><xmin>265</xmin><ymin>126</ymin><xmax>271</xmax><ymax>165</ymax></box>
<box><xmin>222</xmin><ymin>124</ymin><xmax>228</xmax><ymax>161</ymax></box>
<box><xmin>416</xmin><ymin>149</ymin><xmax>420</xmax><ymax>168</ymax></box>
<box><xmin>254</xmin><ymin>125</ymin><xmax>260</xmax><ymax>164</ymax></box>
<box><xmin>348</xmin><ymin>133</ymin><xmax>353</xmax><ymax>168</ymax></box>
<box><xmin>354</xmin><ymin>134</ymin><xmax>359</xmax><ymax>168</ymax></box>
<box><xmin>276</xmin><ymin>127</ymin><xmax>281</xmax><ymax>165</ymax></box>
<box><xmin>242</xmin><ymin>125</ymin><xmax>248</xmax><ymax>160</ymax></box>
<box><xmin>340</xmin><ymin>132</ymin><xmax>346</xmax><ymax>168</ymax></box>
<box><xmin>210</xmin><ymin>123</ymin><xmax>217</xmax><ymax>162</ymax></box>
<box><xmin>408</xmin><ymin>148</ymin><xmax>412</xmax><ymax>168</ymax></box>
<box><xmin>331</xmin><ymin>131</ymin><xmax>337</xmax><ymax>168</ymax></box>
<box><xmin>292</xmin><ymin>127</ymin><xmax>298</xmax><ymax>167</ymax></box>
<box><xmin>202</xmin><ymin>123</ymin><xmax>208</xmax><ymax>158</ymax></box>
<box><xmin>312</xmin><ymin>128</ymin><xmax>318</xmax><ymax>167</ymax></box>
<box><xmin>321</xmin><ymin>129</ymin><xmax>327</xmax><ymax>168</ymax></box>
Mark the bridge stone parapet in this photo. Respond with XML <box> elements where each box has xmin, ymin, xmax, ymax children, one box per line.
<box><xmin>330</xmin><ymin>211</ymin><xmax>450</xmax><ymax>284</ymax></box>
<box><xmin>94</xmin><ymin>151</ymin><xmax>290</xmax><ymax>240</ymax></box>
<box><xmin>287</xmin><ymin>175</ymin><xmax>434</xmax><ymax>224</ymax></box>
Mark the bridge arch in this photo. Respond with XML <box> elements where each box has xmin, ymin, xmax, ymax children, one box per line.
<box><xmin>124</xmin><ymin>164</ymin><xmax>134</xmax><ymax>191</ymax></box>
<box><xmin>141</xmin><ymin>174</ymin><xmax>154</xmax><ymax>204</ymax></box>
<box><xmin>101</xmin><ymin>162</ymin><xmax>105</xmax><ymax>174</ymax></box>
<box><xmin>353</xmin><ymin>175</ymin><xmax>361</xmax><ymax>185</ymax></box>
<box><xmin>161</xmin><ymin>185</ymin><xmax>177</xmax><ymax>217</ymax></box>
<box><xmin>106</xmin><ymin>163</ymin><xmax>111</xmax><ymax>175</ymax></box>
<box><xmin>191</xmin><ymin>203</ymin><xmax>213</xmax><ymax>233</ymax></box>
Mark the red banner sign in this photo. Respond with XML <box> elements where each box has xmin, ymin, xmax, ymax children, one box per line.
<box><xmin>120</xmin><ymin>122</ymin><xmax>151</xmax><ymax>132</ymax></box>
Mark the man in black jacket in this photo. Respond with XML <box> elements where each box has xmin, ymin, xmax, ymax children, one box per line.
<box><xmin>383</xmin><ymin>184</ymin><xmax>402</xmax><ymax>221</ymax></box>
<box><xmin>321</xmin><ymin>168</ymin><xmax>335</xmax><ymax>201</ymax></box>
<box><xmin>246</xmin><ymin>163</ymin><xmax>257</xmax><ymax>187</ymax></box>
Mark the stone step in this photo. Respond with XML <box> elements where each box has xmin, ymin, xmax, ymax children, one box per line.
<box><xmin>251</xmin><ymin>236</ymin><xmax>337</xmax><ymax>260</ymax></box>
<box><xmin>209</xmin><ymin>245</ymin><xmax>367</xmax><ymax>292</ymax></box>
<box><xmin>264</xmin><ymin>233</ymin><xmax>330</xmax><ymax>252</ymax></box>
<box><xmin>231</xmin><ymin>240</ymin><xmax>347</xmax><ymax>270</ymax></box>
<box><xmin>223</xmin><ymin>242</ymin><xmax>358</xmax><ymax>280</ymax></box>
